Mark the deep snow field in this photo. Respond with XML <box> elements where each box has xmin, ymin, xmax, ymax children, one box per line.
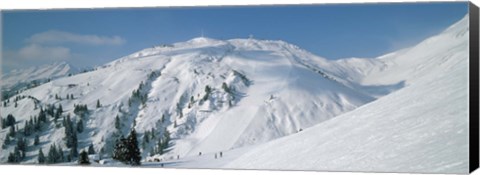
<box><xmin>0</xmin><ymin>14</ymin><xmax>470</xmax><ymax>174</ymax></box>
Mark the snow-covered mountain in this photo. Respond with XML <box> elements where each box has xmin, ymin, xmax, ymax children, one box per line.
<box><xmin>0</xmin><ymin>14</ymin><xmax>470</xmax><ymax>174</ymax></box>
<box><xmin>1</xmin><ymin>62</ymin><xmax>79</xmax><ymax>98</ymax></box>
<box><xmin>225</xmin><ymin>15</ymin><xmax>470</xmax><ymax>173</ymax></box>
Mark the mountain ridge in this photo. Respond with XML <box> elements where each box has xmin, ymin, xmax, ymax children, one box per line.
<box><xmin>0</xmin><ymin>15</ymin><xmax>470</xmax><ymax>174</ymax></box>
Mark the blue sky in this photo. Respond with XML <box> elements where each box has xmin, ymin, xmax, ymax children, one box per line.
<box><xmin>2</xmin><ymin>2</ymin><xmax>468</xmax><ymax>73</ymax></box>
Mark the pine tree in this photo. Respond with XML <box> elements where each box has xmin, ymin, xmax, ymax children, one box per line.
<box><xmin>38</xmin><ymin>149</ymin><xmax>45</xmax><ymax>164</ymax></box>
<box><xmin>88</xmin><ymin>143</ymin><xmax>95</xmax><ymax>154</ymax></box>
<box><xmin>8</xmin><ymin>125</ymin><xmax>15</xmax><ymax>137</ymax></box>
<box><xmin>8</xmin><ymin>146</ymin><xmax>22</xmax><ymax>163</ymax></box>
<box><xmin>70</xmin><ymin>144</ymin><xmax>78</xmax><ymax>158</ymax></box>
<box><xmin>150</xmin><ymin>128</ymin><xmax>155</xmax><ymax>138</ymax></box>
<box><xmin>7</xmin><ymin>152</ymin><xmax>15</xmax><ymax>163</ymax></box>
<box><xmin>5</xmin><ymin>134</ymin><xmax>11</xmax><ymax>145</ymax></box>
<box><xmin>16</xmin><ymin>137</ymin><xmax>27</xmax><ymax>156</ymax></box>
<box><xmin>112</xmin><ymin>135</ymin><xmax>127</xmax><ymax>162</ymax></box>
<box><xmin>70</xmin><ymin>94</ymin><xmax>74</xmax><ymax>99</ymax></box>
<box><xmin>38</xmin><ymin>109</ymin><xmax>47</xmax><ymax>123</ymax></box>
<box><xmin>144</xmin><ymin>132</ymin><xmax>150</xmax><ymax>143</ymax></box>
<box><xmin>47</xmin><ymin>144</ymin><xmax>58</xmax><ymax>164</ymax></box>
<box><xmin>126</xmin><ymin>129</ymin><xmax>141</xmax><ymax>165</ymax></box>
<box><xmin>78</xmin><ymin>150</ymin><xmax>90</xmax><ymax>165</ymax></box>
<box><xmin>96</xmin><ymin>99</ymin><xmax>101</xmax><ymax>108</ymax></box>
<box><xmin>57</xmin><ymin>104</ymin><xmax>63</xmax><ymax>116</ymax></box>
<box><xmin>58</xmin><ymin>146</ymin><xmax>65</xmax><ymax>162</ymax></box>
<box><xmin>222</xmin><ymin>82</ymin><xmax>230</xmax><ymax>93</ymax></box>
<box><xmin>115</xmin><ymin>115</ymin><xmax>121</xmax><ymax>130</ymax></box>
<box><xmin>2</xmin><ymin>140</ymin><xmax>7</xmax><ymax>149</ymax></box>
<box><xmin>34</xmin><ymin>116</ymin><xmax>42</xmax><ymax>131</ymax></box>
<box><xmin>112</xmin><ymin>129</ymin><xmax>142</xmax><ymax>166</ymax></box>
<box><xmin>24</xmin><ymin>121</ymin><xmax>31</xmax><ymax>136</ymax></box>
<box><xmin>34</xmin><ymin>135</ymin><xmax>40</xmax><ymax>146</ymax></box>
<box><xmin>203</xmin><ymin>85</ymin><xmax>212</xmax><ymax>101</ymax></box>
<box><xmin>77</xmin><ymin>119</ymin><xmax>84</xmax><ymax>133</ymax></box>
<box><xmin>6</xmin><ymin>114</ymin><xmax>16</xmax><ymax>127</ymax></box>
<box><xmin>64</xmin><ymin>115</ymin><xmax>78</xmax><ymax>149</ymax></box>
<box><xmin>156</xmin><ymin>139</ymin><xmax>164</xmax><ymax>155</ymax></box>
<box><xmin>14</xmin><ymin>102</ymin><xmax>17</xmax><ymax>108</ymax></box>
<box><xmin>1</xmin><ymin>117</ymin><xmax>5</xmax><ymax>129</ymax></box>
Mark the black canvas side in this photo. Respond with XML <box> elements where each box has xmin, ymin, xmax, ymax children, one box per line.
<box><xmin>469</xmin><ymin>1</ymin><xmax>480</xmax><ymax>173</ymax></box>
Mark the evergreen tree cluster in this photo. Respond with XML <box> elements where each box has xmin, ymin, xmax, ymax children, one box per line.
<box><xmin>1</xmin><ymin>114</ymin><xmax>16</xmax><ymax>129</ymax></box>
<box><xmin>66</xmin><ymin>94</ymin><xmax>74</xmax><ymax>100</ymax></box>
<box><xmin>63</xmin><ymin>115</ymin><xmax>78</xmax><ymax>150</ymax></box>
<box><xmin>3</xmin><ymin>110</ymin><xmax>48</xmax><ymax>151</ymax></box>
<box><xmin>141</xmin><ymin>128</ymin><xmax>156</xmax><ymax>149</ymax></box>
<box><xmin>73</xmin><ymin>104</ymin><xmax>89</xmax><ymax>117</ymax></box>
<box><xmin>55</xmin><ymin>104</ymin><xmax>63</xmax><ymax>121</ymax></box>
<box><xmin>112</xmin><ymin>129</ymin><xmax>141</xmax><ymax>166</ymax></box>
<box><xmin>14</xmin><ymin>95</ymin><xmax>26</xmax><ymax>101</ymax></box>
<box><xmin>38</xmin><ymin>108</ymin><xmax>48</xmax><ymax>124</ymax></box>
<box><xmin>150</xmin><ymin>129</ymin><xmax>171</xmax><ymax>156</ymax></box>
<box><xmin>46</xmin><ymin>144</ymin><xmax>65</xmax><ymax>164</ymax></box>
<box><xmin>128</xmin><ymin>81</ymin><xmax>148</xmax><ymax>107</ymax></box>
<box><xmin>148</xmin><ymin>71</ymin><xmax>161</xmax><ymax>80</ymax></box>
<box><xmin>7</xmin><ymin>146</ymin><xmax>23</xmax><ymax>163</ymax></box>
<box><xmin>7</xmin><ymin>137</ymin><xmax>27</xmax><ymax>163</ymax></box>
<box><xmin>23</xmin><ymin>118</ymin><xmax>35</xmax><ymax>136</ymax></box>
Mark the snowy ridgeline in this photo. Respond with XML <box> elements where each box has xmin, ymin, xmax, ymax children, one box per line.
<box><xmin>0</xmin><ymin>15</ymin><xmax>470</xmax><ymax>173</ymax></box>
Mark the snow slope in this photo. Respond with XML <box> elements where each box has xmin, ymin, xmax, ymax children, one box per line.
<box><xmin>0</xmin><ymin>36</ymin><xmax>373</xmax><ymax>163</ymax></box>
<box><xmin>0</xmin><ymin>14</ymin><xmax>470</xmax><ymax>174</ymax></box>
<box><xmin>225</xmin><ymin>15</ymin><xmax>470</xmax><ymax>173</ymax></box>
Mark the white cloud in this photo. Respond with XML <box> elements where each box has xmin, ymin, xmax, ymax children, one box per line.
<box><xmin>27</xmin><ymin>30</ymin><xmax>126</xmax><ymax>45</ymax></box>
<box><xmin>2</xmin><ymin>44</ymin><xmax>72</xmax><ymax>71</ymax></box>
<box><xmin>18</xmin><ymin>44</ymin><xmax>71</xmax><ymax>61</ymax></box>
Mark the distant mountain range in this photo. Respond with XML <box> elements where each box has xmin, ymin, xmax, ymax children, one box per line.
<box><xmin>0</xmin><ymin>14</ymin><xmax>469</xmax><ymax>174</ymax></box>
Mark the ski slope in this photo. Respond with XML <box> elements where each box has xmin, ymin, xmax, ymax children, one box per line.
<box><xmin>225</xmin><ymin>15</ymin><xmax>470</xmax><ymax>174</ymax></box>
<box><xmin>0</xmin><ymin>34</ymin><xmax>373</xmax><ymax>163</ymax></box>
<box><xmin>0</xmin><ymin>14</ymin><xmax>470</xmax><ymax>174</ymax></box>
